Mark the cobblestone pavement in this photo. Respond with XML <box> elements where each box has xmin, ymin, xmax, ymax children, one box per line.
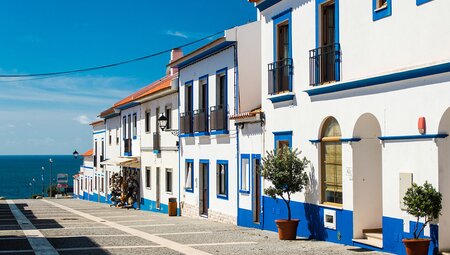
<box><xmin>0</xmin><ymin>199</ymin><xmax>392</xmax><ymax>255</ymax></box>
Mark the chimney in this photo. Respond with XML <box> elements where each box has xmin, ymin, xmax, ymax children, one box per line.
<box><xmin>167</xmin><ymin>48</ymin><xmax>183</xmax><ymax>75</ymax></box>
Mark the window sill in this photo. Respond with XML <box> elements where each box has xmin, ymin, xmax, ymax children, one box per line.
<box><xmin>180</xmin><ymin>133</ymin><xmax>194</xmax><ymax>138</ymax></box>
<box><xmin>217</xmin><ymin>194</ymin><xmax>228</xmax><ymax>200</ymax></box>
<box><xmin>374</xmin><ymin>4</ymin><xmax>388</xmax><ymax>12</ymax></box>
<box><xmin>268</xmin><ymin>92</ymin><xmax>295</xmax><ymax>103</ymax></box>
<box><xmin>194</xmin><ymin>132</ymin><xmax>210</xmax><ymax>137</ymax></box>
<box><xmin>239</xmin><ymin>190</ymin><xmax>250</xmax><ymax>195</ymax></box>
<box><xmin>185</xmin><ymin>188</ymin><xmax>194</xmax><ymax>193</ymax></box>
<box><xmin>166</xmin><ymin>192</ymin><xmax>173</xmax><ymax>195</ymax></box>
<box><xmin>210</xmin><ymin>130</ymin><xmax>229</xmax><ymax>136</ymax></box>
<box><xmin>153</xmin><ymin>150</ymin><xmax>160</xmax><ymax>154</ymax></box>
<box><xmin>318</xmin><ymin>203</ymin><xmax>343</xmax><ymax>210</ymax></box>
<box><xmin>146</xmin><ymin>187</ymin><xmax>151</xmax><ymax>190</ymax></box>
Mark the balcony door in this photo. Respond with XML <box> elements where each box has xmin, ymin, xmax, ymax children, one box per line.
<box><xmin>199</xmin><ymin>162</ymin><xmax>209</xmax><ymax>216</ymax></box>
<box><xmin>276</xmin><ymin>23</ymin><xmax>289</xmax><ymax>92</ymax></box>
<box><xmin>156</xmin><ymin>167</ymin><xmax>161</xmax><ymax>209</ymax></box>
<box><xmin>321</xmin><ymin>2</ymin><xmax>336</xmax><ymax>83</ymax></box>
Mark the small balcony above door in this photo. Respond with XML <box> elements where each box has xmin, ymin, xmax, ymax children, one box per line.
<box><xmin>180</xmin><ymin>112</ymin><xmax>193</xmax><ymax>135</ymax></box>
<box><xmin>210</xmin><ymin>105</ymin><xmax>227</xmax><ymax>133</ymax></box>
<box><xmin>194</xmin><ymin>108</ymin><xmax>208</xmax><ymax>134</ymax></box>
<box><xmin>309</xmin><ymin>43</ymin><xmax>341</xmax><ymax>86</ymax></box>
<box><xmin>268</xmin><ymin>58</ymin><xmax>293</xmax><ymax>95</ymax></box>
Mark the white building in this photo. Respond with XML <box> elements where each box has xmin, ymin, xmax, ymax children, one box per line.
<box><xmin>247</xmin><ymin>0</ymin><xmax>450</xmax><ymax>254</ymax></box>
<box><xmin>73</xmin><ymin>149</ymin><xmax>93</xmax><ymax>200</ymax></box>
<box><xmin>170</xmin><ymin>22</ymin><xmax>261</xmax><ymax>224</ymax></box>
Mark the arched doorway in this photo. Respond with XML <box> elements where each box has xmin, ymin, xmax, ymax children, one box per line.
<box><xmin>320</xmin><ymin>117</ymin><xmax>343</xmax><ymax>206</ymax></box>
<box><xmin>438</xmin><ymin>108</ymin><xmax>450</xmax><ymax>251</ymax></box>
<box><xmin>352</xmin><ymin>113</ymin><xmax>383</xmax><ymax>246</ymax></box>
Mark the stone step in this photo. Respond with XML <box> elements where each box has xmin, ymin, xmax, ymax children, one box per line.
<box><xmin>365</xmin><ymin>232</ymin><xmax>383</xmax><ymax>241</ymax></box>
<box><xmin>353</xmin><ymin>238</ymin><xmax>383</xmax><ymax>249</ymax></box>
<box><xmin>363</xmin><ymin>228</ymin><xmax>382</xmax><ymax>234</ymax></box>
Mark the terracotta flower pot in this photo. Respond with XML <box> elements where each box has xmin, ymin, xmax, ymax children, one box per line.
<box><xmin>275</xmin><ymin>219</ymin><xmax>299</xmax><ymax>240</ymax></box>
<box><xmin>402</xmin><ymin>238</ymin><xmax>430</xmax><ymax>255</ymax></box>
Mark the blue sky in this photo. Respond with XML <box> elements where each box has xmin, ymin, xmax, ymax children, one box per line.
<box><xmin>0</xmin><ymin>0</ymin><xmax>256</xmax><ymax>155</ymax></box>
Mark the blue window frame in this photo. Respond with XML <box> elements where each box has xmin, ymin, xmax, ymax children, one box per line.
<box><xmin>132</xmin><ymin>113</ymin><xmax>137</xmax><ymax>139</ymax></box>
<box><xmin>372</xmin><ymin>0</ymin><xmax>392</xmax><ymax>21</ymax></box>
<box><xmin>216</xmin><ymin>160</ymin><xmax>228</xmax><ymax>200</ymax></box>
<box><xmin>185</xmin><ymin>159</ymin><xmax>194</xmax><ymax>193</ymax></box>
<box><xmin>240</xmin><ymin>154</ymin><xmax>251</xmax><ymax>194</ymax></box>
<box><xmin>416</xmin><ymin>0</ymin><xmax>432</xmax><ymax>5</ymax></box>
<box><xmin>273</xmin><ymin>131</ymin><xmax>293</xmax><ymax>149</ymax></box>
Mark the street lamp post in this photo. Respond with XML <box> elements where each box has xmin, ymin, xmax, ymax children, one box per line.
<box><xmin>41</xmin><ymin>167</ymin><xmax>45</xmax><ymax>197</ymax></box>
<box><xmin>49</xmin><ymin>158</ymin><xmax>53</xmax><ymax>197</ymax></box>
<box><xmin>157</xmin><ymin>114</ymin><xmax>179</xmax><ymax>136</ymax></box>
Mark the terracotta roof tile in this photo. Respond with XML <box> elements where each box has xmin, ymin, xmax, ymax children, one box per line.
<box><xmin>81</xmin><ymin>149</ymin><xmax>93</xmax><ymax>157</ymax></box>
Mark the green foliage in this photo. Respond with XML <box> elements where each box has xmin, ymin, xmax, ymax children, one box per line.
<box><xmin>403</xmin><ymin>181</ymin><xmax>442</xmax><ymax>239</ymax></box>
<box><xmin>46</xmin><ymin>185</ymin><xmax>58</xmax><ymax>197</ymax></box>
<box><xmin>261</xmin><ymin>147</ymin><xmax>309</xmax><ymax>220</ymax></box>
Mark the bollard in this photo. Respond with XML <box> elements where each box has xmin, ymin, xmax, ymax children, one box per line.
<box><xmin>168</xmin><ymin>197</ymin><xmax>177</xmax><ymax>216</ymax></box>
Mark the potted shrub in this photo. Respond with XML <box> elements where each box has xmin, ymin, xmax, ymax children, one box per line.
<box><xmin>402</xmin><ymin>181</ymin><xmax>442</xmax><ymax>255</ymax></box>
<box><xmin>261</xmin><ymin>146</ymin><xmax>309</xmax><ymax>240</ymax></box>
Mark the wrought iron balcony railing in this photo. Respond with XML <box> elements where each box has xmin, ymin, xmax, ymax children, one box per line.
<box><xmin>210</xmin><ymin>105</ymin><xmax>227</xmax><ymax>131</ymax></box>
<box><xmin>268</xmin><ymin>58</ymin><xmax>293</xmax><ymax>95</ymax></box>
<box><xmin>124</xmin><ymin>138</ymin><xmax>132</xmax><ymax>154</ymax></box>
<box><xmin>180</xmin><ymin>112</ymin><xmax>193</xmax><ymax>134</ymax></box>
<box><xmin>309</xmin><ymin>43</ymin><xmax>341</xmax><ymax>86</ymax></box>
<box><xmin>194</xmin><ymin>108</ymin><xmax>208</xmax><ymax>133</ymax></box>
<box><xmin>153</xmin><ymin>132</ymin><xmax>161</xmax><ymax>151</ymax></box>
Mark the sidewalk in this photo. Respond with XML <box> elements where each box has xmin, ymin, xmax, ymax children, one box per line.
<box><xmin>0</xmin><ymin>199</ymin><xmax>391</xmax><ymax>255</ymax></box>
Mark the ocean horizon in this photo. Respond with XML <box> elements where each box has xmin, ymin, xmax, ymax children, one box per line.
<box><xmin>0</xmin><ymin>155</ymin><xmax>82</xmax><ymax>199</ymax></box>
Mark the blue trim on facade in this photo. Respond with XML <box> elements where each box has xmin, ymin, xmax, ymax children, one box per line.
<box><xmin>115</xmin><ymin>102</ymin><xmax>139</xmax><ymax>110</ymax></box>
<box><xmin>316</xmin><ymin>0</ymin><xmax>340</xmax><ymax>47</ymax></box>
<box><xmin>82</xmin><ymin>165</ymin><xmax>94</xmax><ymax>169</ymax></box>
<box><xmin>373</xmin><ymin>0</ymin><xmax>392</xmax><ymax>21</ymax></box>
<box><xmin>153</xmin><ymin>150</ymin><xmax>161</xmax><ymax>154</ymax></box>
<box><xmin>210</xmin><ymin>130</ymin><xmax>229</xmax><ymax>135</ymax></box>
<box><xmin>180</xmin><ymin>133</ymin><xmax>194</xmax><ymax>138</ymax></box>
<box><xmin>140</xmin><ymin>197</ymin><xmax>171</xmax><ymax>214</ymax></box>
<box><xmin>93</xmin><ymin>130</ymin><xmax>106</xmax><ymax>135</ymax></box>
<box><xmin>238</xmin><ymin>208</ymin><xmax>262</xmax><ymax>229</ymax></box>
<box><xmin>256</xmin><ymin>0</ymin><xmax>282</xmax><ymax>11</ymax></box>
<box><xmin>416</xmin><ymin>0</ymin><xmax>433</xmax><ymax>5</ymax></box>
<box><xmin>185</xmin><ymin>159</ymin><xmax>194</xmax><ymax>193</ymax></box>
<box><xmin>124</xmin><ymin>152</ymin><xmax>132</xmax><ymax>156</ymax></box>
<box><xmin>216</xmin><ymin>160</ymin><xmax>229</xmax><ymax>200</ymax></box>
<box><xmin>239</xmin><ymin>154</ymin><xmax>250</xmax><ymax>194</ymax></box>
<box><xmin>378</xmin><ymin>133</ymin><xmax>448</xmax><ymax>141</ymax></box>
<box><xmin>273</xmin><ymin>131</ymin><xmax>293</xmax><ymax>148</ymax></box>
<box><xmin>305</xmin><ymin>62</ymin><xmax>450</xmax><ymax>96</ymax></box>
<box><xmin>268</xmin><ymin>93</ymin><xmax>295</xmax><ymax>103</ymax></box>
<box><xmin>272</xmin><ymin>8</ymin><xmax>293</xmax><ymax>93</ymax></box>
<box><xmin>177</xmin><ymin>41</ymin><xmax>235</xmax><ymax>69</ymax></box>
<box><xmin>194</xmin><ymin>132</ymin><xmax>210</xmax><ymax>137</ymax></box>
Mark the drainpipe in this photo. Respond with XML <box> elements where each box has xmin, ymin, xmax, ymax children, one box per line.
<box><xmin>176</xmin><ymin>70</ymin><xmax>182</xmax><ymax>216</ymax></box>
<box><xmin>233</xmin><ymin>42</ymin><xmax>240</xmax><ymax>224</ymax></box>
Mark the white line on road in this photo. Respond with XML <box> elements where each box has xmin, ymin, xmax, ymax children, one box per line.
<box><xmin>99</xmin><ymin>215</ymin><xmax>139</xmax><ymax>218</ymax></box>
<box><xmin>154</xmin><ymin>231</ymin><xmax>213</xmax><ymax>236</ymax></box>
<box><xmin>128</xmin><ymin>224</ymin><xmax>176</xmax><ymax>227</ymax></box>
<box><xmin>0</xmin><ymin>249</ymin><xmax>34</xmax><ymax>254</ymax></box>
<box><xmin>113</xmin><ymin>219</ymin><xmax>156</xmax><ymax>223</ymax></box>
<box><xmin>6</xmin><ymin>200</ymin><xmax>58</xmax><ymax>255</ymax></box>
<box><xmin>56</xmin><ymin>245</ymin><xmax>162</xmax><ymax>251</ymax></box>
<box><xmin>43</xmin><ymin>199</ymin><xmax>212</xmax><ymax>255</ymax></box>
<box><xmin>44</xmin><ymin>234</ymin><xmax>133</xmax><ymax>238</ymax></box>
<box><xmin>187</xmin><ymin>241</ymin><xmax>258</xmax><ymax>247</ymax></box>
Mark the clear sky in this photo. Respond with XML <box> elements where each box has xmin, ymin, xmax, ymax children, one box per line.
<box><xmin>0</xmin><ymin>0</ymin><xmax>256</xmax><ymax>155</ymax></box>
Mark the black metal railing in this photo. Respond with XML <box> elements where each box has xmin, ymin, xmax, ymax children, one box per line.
<box><xmin>124</xmin><ymin>138</ymin><xmax>132</xmax><ymax>154</ymax></box>
<box><xmin>268</xmin><ymin>58</ymin><xmax>293</xmax><ymax>95</ymax></box>
<box><xmin>210</xmin><ymin>105</ymin><xmax>227</xmax><ymax>131</ymax></box>
<box><xmin>194</xmin><ymin>108</ymin><xmax>208</xmax><ymax>133</ymax></box>
<box><xmin>153</xmin><ymin>132</ymin><xmax>161</xmax><ymax>151</ymax></box>
<box><xmin>180</xmin><ymin>112</ymin><xmax>193</xmax><ymax>134</ymax></box>
<box><xmin>309</xmin><ymin>43</ymin><xmax>341</xmax><ymax>86</ymax></box>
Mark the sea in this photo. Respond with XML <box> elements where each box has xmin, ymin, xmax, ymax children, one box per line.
<box><xmin>0</xmin><ymin>155</ymin><xmax>82</xmax><ymax>199</ymax></box>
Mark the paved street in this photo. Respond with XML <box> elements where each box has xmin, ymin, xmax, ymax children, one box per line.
<box><xmin>0</xmin><ymin>199</ymin><xmax>390</xmax><ymax>255</ymax></box>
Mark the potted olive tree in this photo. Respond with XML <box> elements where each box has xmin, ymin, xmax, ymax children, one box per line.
<box><xmin>402</xmin><ymin>181</ymin><xmax>442</xmax><ymax>255</ymax></box>
<box><xmin>261</xmin><ymin>146</ymin><xmax>309</xmax><ymax>240</ymax></box>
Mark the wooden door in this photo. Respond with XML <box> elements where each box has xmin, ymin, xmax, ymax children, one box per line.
<box><xmin>156</xmin><ymin>167</ymin><xmax>161</xmax><ymax>209</ymax></box>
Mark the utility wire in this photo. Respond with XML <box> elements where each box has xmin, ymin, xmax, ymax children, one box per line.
<box><xmin>0</xmin><ymin>30</ymin><xmax>224</xmax><ymax>78</ymax></box>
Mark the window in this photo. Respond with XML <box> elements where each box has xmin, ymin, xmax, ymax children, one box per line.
<box><xmin>145</xmin><ymin>111</ymin><xmax>150</xmax><ymax>133</ymax></box>
<box><xmin>127</xmin><ymin>115</ymin><xmax>131</xmax><ymax>139</ymax></box>
<box><xmin>116</xmin><ymin>128</ymin><xmax>119</xmax><ymax>145</ymax></box>
<box><xmin>165</xmin><ymin>106</ymin><xmax>171</xmax><ymax>130</ymax></box>
<box><xmin>146</xmin><ymin>167</ymin><xmax>151</xmax><ymax>189</ymax></box>
<box><xmin>133</xmin><ymin>113</ymin><xmax>137</xmax><ymax>138</ymax></box>
<box><xmin>199</xmin><ymin>76</ymin><xmax>208</xmax><ymax>111</ymax></box>
<box><xmin>320</xmin><ymin>117</ymin><xmax>342</xmax><ymax>206</ymax></box>
<box><xmin>108</xmin><ymin>130</ymin><xmax>112</xmax><ymax>145</ymax></box>
<box><xmin>216</xmin><ymin>71</ymin><xmax>227</xmax><ymax>108</ymax></box>
<box><xmin>185</xmin><ymin>160</ymin><xmax>193</xmax><ymax>192</ymax></box>
<box><xmin>372</xmin><ymin>0</ymin><xmax>391</xmax><ymax>21</ymax></box>
<box><xmin>101</xmin><ymin>177</ymin><xmax>104</xmax><ymax>193</ymax></box>
<box><xmin>216</xmin><ymin>160</ymin><xmax>228</xmax><ymax>199</ymax></box>
<box><xmin>166</xmin><ymin>168</ymin><xmax>173</xmax><ymax>193</ymax></box>
<box><xmin>185</xmin><ymin>83</ymin><xmax>193</xmax><ymax>113</ymax></box>
<box><xmin>274</xmin><ymin>131</ymin><xmax>292</xmax><ymax>149</ymax></box>
<box><xmin>122</xmin><ymin>116</ymin><xmax>127</xmax><ymax>139</ymax></box>
<box><xmin>95</xmin><ymin>176</ymin><xmax>97</xmax><ymax>190</ymax></box>
<box><xmin>240</xmin><ymin>155</ymin><xmax>250</xmax><ymax>193</ymax></box>
<box><xmin>155</xmin><ymin>107</ymin><xmax>160</xmax><ymax>132</ymax></box>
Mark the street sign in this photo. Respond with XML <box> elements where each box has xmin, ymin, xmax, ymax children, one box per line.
<box><xmin>57</xmin><ymin>173</ymin><xmax>68</xmax><ymax>184</ymax></box>
<box><xmin>57</xmin><ymin>183</ymin><xmax>68</xmax><ymax>188</ymax></box>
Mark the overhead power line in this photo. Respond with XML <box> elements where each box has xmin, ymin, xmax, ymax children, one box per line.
<box><xmin>0</xmin><ymin>30</ymin><xmax>224</xmax><ymax>78</ymax></box>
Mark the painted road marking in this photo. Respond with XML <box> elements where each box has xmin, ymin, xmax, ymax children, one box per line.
<box><xmin>43</xmin><ymin>199</ymin><xmax>211</xmax><ymax>255</ymax></box>
<box><xmin>99</xmin><ymin>215</ymin><xmax>139</xmax><ymax>218</ymax></box>
<box><xmin>0</xmin><ymin>249</ymin><xmax>34</xmax><ymax>254</ymax></box>
<box><xmin>7</xmin><ymin>200</ymin><xmax>58</xmax><ymax>255</ymax></box>
<box><xmin>154</xmin><ymin>231</ymin><xmax>213</xmax><ymax>236</ymax></box>
<box><xmin>113</xmin><ymin>219</ymin><xmax>156</xmax><ymax>223</ymax></box>
<box><xmin>127</xmin><ymin>224</ymin><xmax>176</xmax><ymax>227</ymax></box>
<box><xmin>187</xmin><ymin>241</ymin><xmax>258</xmax><ymax>247</ymax></box>
<box><xmin>44</xmin><ymin>234</ymin><xmax>133</xmax><ymax>238</ymax></box>
<box><xmin>56</xmin><ymin>245</ymin><xmax>162</xmax><ymax>251</ymax></box>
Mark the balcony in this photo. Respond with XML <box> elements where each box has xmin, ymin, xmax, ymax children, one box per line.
<box><xmin>93</xmin><ymin>155</ymin><xmax>97</xmax><ymax>167</ymax></box>
<box><xmin>268</xmin><ymin>58</ymin><xmax>293</xmax><ymax>95</ymax></box>
<box><xmin>153</xmin><ymin>132</ymin><xmax>161</xmax><ymax>152</ymax></box>
<box><xmin>124</xmin><ymin>138</ymin><xmax>132</xmax><ymax>156</ymax></box>
<box><xmin>180</xmin><ymin>112</ymin><xmax>193</xmax><ymax>134</ymax></box>
<box><xmin>309</xmin><ymin>43</ymin><xmax>341</xmax><ymax>86</ymax></box>
<box><xmin>210</xmin><ymin>105</ymin><xmax>227</xmax><ymax>132</ymax></box>
<box><xmin>194</xmin><ymin>108</ymin><xmax>208</xmax><ymax>133</ymax></box>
